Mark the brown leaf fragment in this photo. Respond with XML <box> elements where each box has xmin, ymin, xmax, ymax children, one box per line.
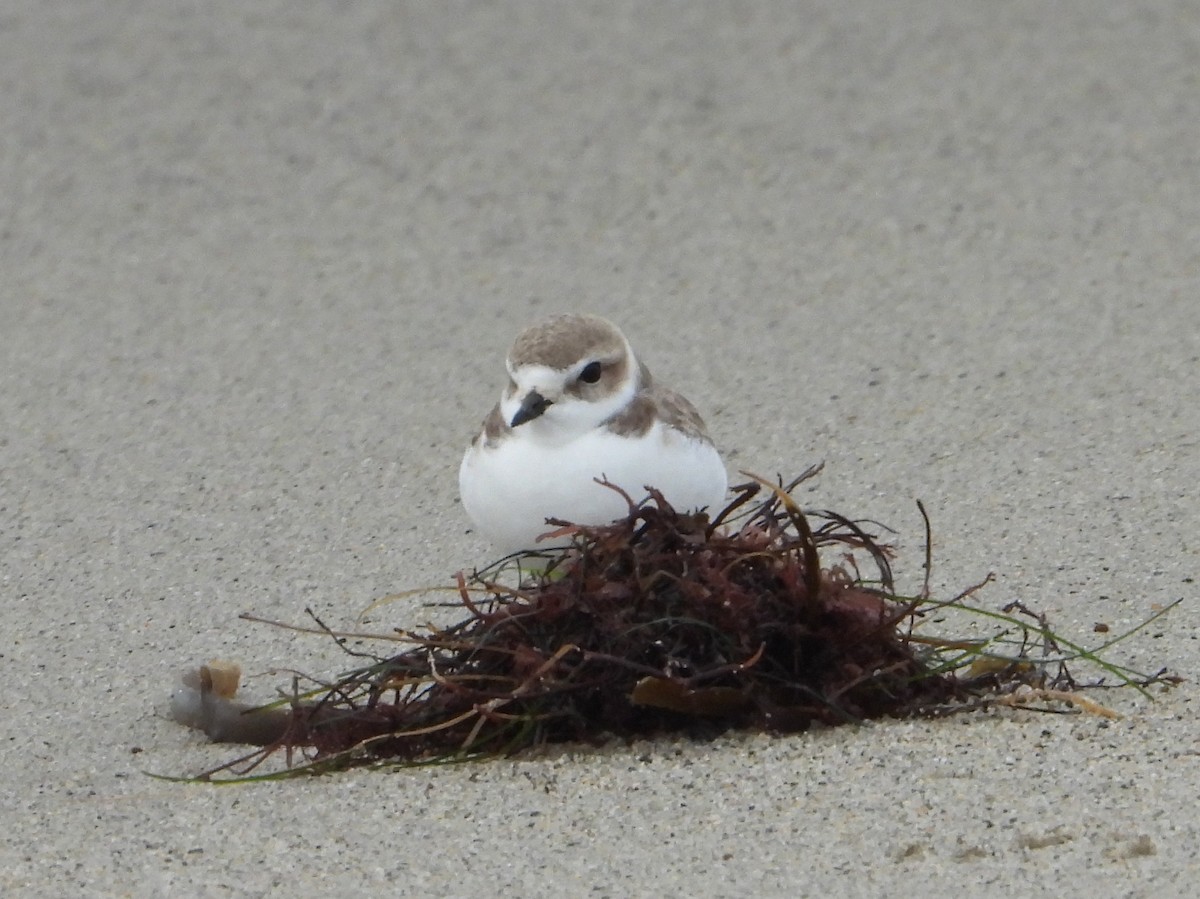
<box><xmin>630</xmin><ymin>677</ymin><xmax>749</xmax><ymax>716</ymax></box>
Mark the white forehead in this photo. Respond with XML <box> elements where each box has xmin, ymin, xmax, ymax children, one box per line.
<box><xmin>504</xmin><ymin>361</ymin><xmax>568</xmax><ymax>394</ymax></box>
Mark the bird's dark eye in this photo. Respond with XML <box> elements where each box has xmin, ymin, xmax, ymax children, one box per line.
<box><xmin>579</xmin><ymin>361</ymin><xmax>603</xmax><ymax>384</ymax></box>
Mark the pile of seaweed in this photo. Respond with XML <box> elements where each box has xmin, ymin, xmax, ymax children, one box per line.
<box><xmin>175</xmin><ymin>468</ymin><xmax>1178</xmax><ymax>781</ymax></box>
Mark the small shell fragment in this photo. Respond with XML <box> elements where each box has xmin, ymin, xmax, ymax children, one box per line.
<box><xmin>200</xmin><ymin>660</ymin><xmax>242</xmax><ymax>699</ymax></box>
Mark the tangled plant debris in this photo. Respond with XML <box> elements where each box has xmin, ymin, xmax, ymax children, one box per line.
<box><xmin>170</xmin><ymin>467</ymin><xmax>1179</xmax><ymax>781</ymax></box>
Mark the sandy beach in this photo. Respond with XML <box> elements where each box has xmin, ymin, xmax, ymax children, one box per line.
<box><xmin>3</xmin><ymin>2</ymin><xmax>1197</xmax><ymax>895</ymax></box>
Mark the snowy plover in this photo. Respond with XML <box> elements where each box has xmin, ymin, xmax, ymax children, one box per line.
<box><xmin>459</xmin><ymin>314</ymin><xmax>728</xmax><ymax>554</ymax></box>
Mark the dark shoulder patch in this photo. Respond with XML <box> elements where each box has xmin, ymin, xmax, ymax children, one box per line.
<box><xmin>477</xmin><ymin>403</ymin><xmax>510</xmax><ymax>448</ymax></box>
<box><xmin>605</xmin><ymin>386</ymin><xmax>712</xmax><ymax>441</ymax></box>
<box><xmin>605</xmin><ymin>393</ymin><xmax>657</xmax><ymax>437</ymax></box>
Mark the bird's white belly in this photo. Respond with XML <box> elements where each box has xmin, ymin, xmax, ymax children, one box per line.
<box><xmin>459</xmin><ymin>423</ymin><xmax>728</xmax><ymax>553</ymax></box>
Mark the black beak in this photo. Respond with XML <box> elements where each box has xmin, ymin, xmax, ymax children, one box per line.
<box><xmin>510</xmin><ymin>390</ymin><xmax>552</xmax><ymax>427</ymax></box>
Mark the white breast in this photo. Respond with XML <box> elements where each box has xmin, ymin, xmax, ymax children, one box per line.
<box><xmin>459</xmin><ymin>421</ymin><xmax>727</xmax><ymax>554</ymax></box>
